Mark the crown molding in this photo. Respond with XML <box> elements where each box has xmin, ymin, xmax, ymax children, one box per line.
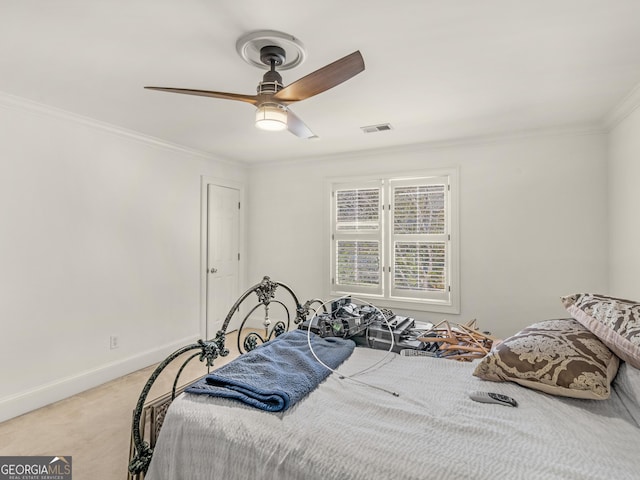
<box><xmin>0</xmin><ymin>90</ymin><xmax>610</xmax><ymax>169</ymax></box>
<box><xmin>0</xmin><ymin>91</ymin><xmax>246</xmax><ymax>168</ymax></box>
<box><xmin>255</xmin><ymin>123</ymin><xmax>605</xmax><ymax>169</ymax></box>
<box><xmin>604</xmin><ymin>80</ymin><xmax>640</xmax><ymax>130</ymax></box>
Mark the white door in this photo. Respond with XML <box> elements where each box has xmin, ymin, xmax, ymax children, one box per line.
<box><xmin>206</xmin><ymin>184</ymin><xmax>240</xmax><ymax>338</ymax></box>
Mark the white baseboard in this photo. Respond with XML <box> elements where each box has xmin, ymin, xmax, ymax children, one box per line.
<box><xmin>0</xmin><ymin>335</ymin><xmax>200</xmax><ymax>423</ymax></box>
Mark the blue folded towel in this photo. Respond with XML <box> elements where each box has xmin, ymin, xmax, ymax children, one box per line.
<box><xmin>185</xmin><ymin>329</ymin><xmax>355</xmax><ymax>412</ymax></box>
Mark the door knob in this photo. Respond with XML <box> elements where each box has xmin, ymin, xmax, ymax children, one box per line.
<box><xmin>210</xmin><ymin>267</ymin><xmax>218</xmax><ymax>273</ymax></box>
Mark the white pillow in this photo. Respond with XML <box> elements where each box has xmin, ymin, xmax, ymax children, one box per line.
<box><xmin>613</xmin><ymin>361</ymin><xmax>640</xmax><ymax>428</ymax></box>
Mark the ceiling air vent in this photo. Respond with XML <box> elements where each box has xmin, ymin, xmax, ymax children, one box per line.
<box><xmin>360</xmin><ymin>123</ymin><xmax>393</xmax><ymax>134</ymax></box>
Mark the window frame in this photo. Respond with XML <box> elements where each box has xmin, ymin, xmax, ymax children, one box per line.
<box><xmin>326</xmin><ymin>168</ymin><xmax>460</xmax><ymax>314</ymax></box>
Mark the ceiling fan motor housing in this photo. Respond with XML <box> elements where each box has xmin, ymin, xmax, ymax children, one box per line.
<box><xmin>258</xmin><ymin>46</ymin><xmax>285</xmax><ymax>96</ymax></box>
<box><xmin>257</xmin><ymin>78</ymin><xmax>283</xmax><ymax>96</ymax></box>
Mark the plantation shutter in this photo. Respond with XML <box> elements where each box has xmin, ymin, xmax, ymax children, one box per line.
<box><xmin>390</xmin><ymin>179</ymin><xmax>449</xmax><ymax>300</ymax></box>
<box><xmin>332</xmin><ymin>184</ymin><xmax>382</xmax><ymax>295</ymax></box>
<box><xmin>335</xmin><ymin>188</ymin><xmax>380</xmax><ymax>231</ymax></box>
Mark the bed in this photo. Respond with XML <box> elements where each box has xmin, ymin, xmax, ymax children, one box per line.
<box><xmin>128</xmin><ymin>279</ymin><xmax>640</xmax><ymax>480</ymax></box>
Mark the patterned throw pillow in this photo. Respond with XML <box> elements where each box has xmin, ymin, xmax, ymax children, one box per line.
<box><xmin>562</xmin><ymin>293</ymin><xmax>640</xmax><ymax>369</ymax></box>
<box><xmin>473</xmin><ymin>318</ymin><xmax>619</xmax><ymax>399</ymax></box>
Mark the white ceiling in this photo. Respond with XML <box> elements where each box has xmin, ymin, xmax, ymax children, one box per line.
<box><xmin>2</xmin><ymin>0</ymin><xmax>640</xmax><ymax>164</ymax></box>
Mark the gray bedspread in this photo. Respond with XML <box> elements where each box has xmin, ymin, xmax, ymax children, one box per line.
<box><xmin>146</xmin><ymin>347</ymin><xmax>640</xmax><ymax>480</ymax></box>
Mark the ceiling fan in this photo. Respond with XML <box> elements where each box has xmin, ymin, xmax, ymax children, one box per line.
<box><xmin>145</xmin><ymin>46</ymin><xmax>364</xmax><ymax>139</ymax></box>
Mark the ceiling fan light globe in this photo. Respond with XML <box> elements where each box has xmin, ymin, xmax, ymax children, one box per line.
<box><xmin>255</xmin><ymin>104</ymin><xmax>288</xmax><ymax>131</ymax></box>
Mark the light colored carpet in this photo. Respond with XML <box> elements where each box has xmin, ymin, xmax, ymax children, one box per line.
<box><xmin>0</xmin><ymin>339</ymin><xmax>241</xmax><ymax>480</ymax></box>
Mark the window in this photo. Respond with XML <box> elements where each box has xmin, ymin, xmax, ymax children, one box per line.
<box><xmin>329</xmin><ymin>170</ymin><xmax>459</xmax><ymax>313</ymax></box>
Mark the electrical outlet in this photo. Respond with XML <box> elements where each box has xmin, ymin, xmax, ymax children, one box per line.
<box><xmin>110</xmin><ymin>335</ymin><xmax>119</xmax><ymax>350</ymax></box>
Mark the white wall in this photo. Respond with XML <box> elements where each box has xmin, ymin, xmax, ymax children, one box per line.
<box><xmin>608</xmin><ymin>104</ymin><xmax>640</xmax><ymax>299</ymax></box>
<box><xmin>247</xmin><ymin>131</ymin><xmax>609</xmax><ymax>339</ymax></box>
<box><xmin>0</xmin><ymin>95</ymin><xmax>247</xmax><ymax>421</ymax></box>
<box><xmin>0</xmin><ymin>90</ymin><xmax>618</xmax><ymax>424</ymax></box>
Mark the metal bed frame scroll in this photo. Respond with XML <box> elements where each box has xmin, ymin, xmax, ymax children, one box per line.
<box><xmin>127</xmin><ymin>276</ymin><xmax>324</xmax><ymax>479</ymax></box>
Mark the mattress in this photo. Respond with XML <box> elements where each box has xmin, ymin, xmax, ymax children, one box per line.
<box><xmin>145</xmin><ymin>347</ymin><xmax>640</xmax><ymax>480</ymax></box>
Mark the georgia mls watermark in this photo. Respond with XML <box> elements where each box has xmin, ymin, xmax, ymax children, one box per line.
<box><xmin>0</xmin><ymin>457</ymin><xmax>72</xmax><ymax>480</ymax></box>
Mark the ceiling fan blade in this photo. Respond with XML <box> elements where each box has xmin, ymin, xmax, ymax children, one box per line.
<box><xmin>145</xmin><ymin>87</ymin><xmax>258</xmax><ymax>105</ymax></box>
<box><xmin>273</xmin><ymin>51</ymin><xmax>365</xmax><ymax>103</ymax></box>
<box><xmin>286</xmin><ymin>109</ymin><xmax>317</xmax><ymax>139</ymax></box>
